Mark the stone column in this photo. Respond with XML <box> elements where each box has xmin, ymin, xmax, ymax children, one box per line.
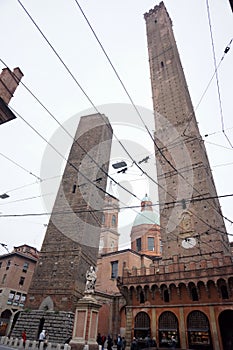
<box><xmin>209</xmin><ymin>306</ymin><xmax>220</xmax><ymax>350</ymax></box>
<box><xmin>178</xmin><ymin>307</ymin><xmax>186</xmax><ymax>349</ymax></box>
<box><xmin>151</xmin><ymin>308</ymin><xmax>157</xmax><ymax>341</ymax></box>
<box><xmin>125</xmin><ymin>307</ymin><xmax>133</xmax><ymax>346</ymax></box>
<box><xmin>70</xmin><ymin>295</ymin><xmax>101</xmax><ymax>350</ymax></box>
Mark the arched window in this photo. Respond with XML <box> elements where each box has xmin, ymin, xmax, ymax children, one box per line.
<box><xmin>134</xmin><ymin>312</ymin><xmax>150</xmax><ymax>339</ymax></box>
<box><xmin>187</xmin><ymin>311</ymin><xmax>211</xmax><ymax>348</ymax></box>
<box><xmin>102</xmin><ymin>214</ymin><xmax>105</xmax><ymax>225</ymax></box>
<box><xmin>158</xmin><ymin>311</ymin><xmax>179</xmax><ymax>347</ymax></box>
<box><xmin>112</xmin><ymin>215</ymin><xmax>116</xmax><ymax>226</ymax></box>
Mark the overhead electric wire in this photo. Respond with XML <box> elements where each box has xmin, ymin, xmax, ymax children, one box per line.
<box><xmin>18</xmin><ymin>0</ymin><xmax>223</xmax><ymax>249</ymax></box>
<box><xmin>5</xmin><ymin>102</ymin><xmax>118</xmax><ymax>231</ymax></box>
<box><xmin>1</xmin><ymin>192</ymin><xmax>232</xmax><ymax>217</ymax></box>
<box><xmin>206</xmin><ymin>0</ymin><xmax>233</xmax><ymax>148</ymax></box>
<box><xmin>161</xmin><ymin>45</ymin><xmax>232</xmax><ymax>150</ymax></box>
<box><xmin>0</xmin><ymin>192</ymin><xmax>53</xmax><ymax>206</ymax></box>
<box><xmin>71</xmin><ymin>0</ymin><xmax>233</xmax><ymax>231</ymax></box>
<box><xmin>4</xmin><ymin>174</ymin><xmax>62</xmax><ymax>195</ymax></box>
<box><xmin>14</xmin><ymin>0</ymin><xmax>209</xmax><ymax>250</ymax></box>
<box><xmin>212</xmin><ymin>161</ymin><xmax>233</xmax><ymax>168</ymax></box>
<box><xmin>203</xmin><ymin>125</ymin><xmax>233</xmax><ymax>138</ymax></box>
<box><xmin>0</xmin><ymin>58</ymin><xmax>158</xmax><ymax>207</ymax></box>
<box><xmin>0</xmin><ymin>151</ymin><xmax>42</xmax><ymax>182</ymax></box>
<box><xmin>0</xmin><ymin>58</ymin><xmax>165</xmax><ymax>230</ymax></box>
<box><xmin>8</xmin><ymin>105</ymin><xmax>115</xmax><ymax>200</ymax></box>
<box><xmin>13</xmin><ymin>1</ymin><xmax>233</xmax><ymax>246</ymax></box>
<box><xmin>0</xmin><ymin>57</ymin><xmax>138</xmax><ymax>202</ymax></box>
<box><xmin>4</xmin><ymin>180</ymin><xmax>41</xmax><ymax>195</ymax></box>
<box><xmin>0</xmin><ymin>58</ymin><xmax>182</xmax><ymax>240</ymax></box>
<box><xmin>5</xmin><ymin>102</ymin><xmax>171</xmax><ymax>234</ymax></box>
<box><xmin>0</xmin><ymin>14</ymin><xmax>181</xmax><ymax>238</ymax></box>
<box><xmin>182</xmin><ymin>53</ymin><xmax>228</xmax><ymax>137</ymax></box>
<box><xmin>205</xmin><ymin>140</ymin><xmax>233</xmax><ymax>151</ymax></box>
<box><xmin>14</xmin><ymin>1</ymin><xmax>177</xmax><ymax>206</ymax></box>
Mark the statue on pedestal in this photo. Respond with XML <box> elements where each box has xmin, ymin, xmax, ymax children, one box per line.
<box><xmin>84</xmin><ymin>266</ymin><xmax>97</xmax><ymax>294</ymax></box>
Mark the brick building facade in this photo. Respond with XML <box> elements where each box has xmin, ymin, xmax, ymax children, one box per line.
<box><xmin>117</xmin><ymin>3</ymin><xmax>233</xmax><ymax>350</ymax></box>
<box><xmin>95</xmin><ymin>192</ymin><xmax>161</xmax><ymax>341</ymax></box>
<box><xmin>0</xmin><ymin>245</ymin><xmax>39</xmax><ymax>336</ymax></box>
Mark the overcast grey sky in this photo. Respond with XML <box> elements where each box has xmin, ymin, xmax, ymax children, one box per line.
<box><xmin>0</xmin><ymin>0</ymin><xmax>232</xmax><ymax>252</ymax></box>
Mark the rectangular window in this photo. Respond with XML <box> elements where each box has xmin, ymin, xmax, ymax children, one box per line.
<box><xmin>22</xmin><ymin>262</ymin><xmax>29</xmax><ymax>273</ymax></box>
<box><xmin>19</xmin><ymin>276</ymin><xmax>25</xmax><ymax>286</ymax></box>
<box><xmin>136</xmin><ymin>238</ymin><xmax>141</xmax><ymax>252</ymax></box>
<box><xmin>111</xmin><ymin>261</ymin><xmax>118</xmax><ymax>279</ymax></box>
<box><xmin>8</xmin><ymin>291</ymin><xmax>15</xmax><ymax>300</ymax></box>
<box><xmin>0</xmin><ymin>262</ymin><xmax>2</xmax><ymax>268</ymax></box>
<box><xmin>148</xmin><ymin>237</ymin><xmax>155</xmax><ymax>251</ymax></box>
<box><xmin>8</xmin><ymin>291</ymin><xmax>15</xmax><ymax>305</ymax></box>
<box><xmin>19</xmin><ymin>294</ymin><xmax>26</xmax><ymax>307</ymax></box>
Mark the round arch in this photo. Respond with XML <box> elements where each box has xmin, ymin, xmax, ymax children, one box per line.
<box><xmin>0</xmin><ymin>309</ymin><xmax>12</xmax><ymax>336</ymax></box>
<box><xmin>187</xmin><ymin>310</ymin><xmax>212</xmax><ymax>349</ymax></box>
<box><xmin>134</xmin><ymin>311</ymin><xmax>150</xmax><ymax>340</ymax></box>
<box><xmin>219</xmin><ymin>310</ymin><xmax>233</xmax><ymax>350</ymax></box>
<box><xmin>158</xmin><ymin>311</ymin><xmax>179</xmax><ymax>348</ymax></box>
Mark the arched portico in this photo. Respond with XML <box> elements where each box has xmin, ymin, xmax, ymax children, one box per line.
<box><xmin>0</xmin><ymin>309</ymin><xmax>12</xmax><ymax>336</ymax></box>
<box><xmin>219</xmin><ymin>310</ymin><xmax>233</xmax><ymax>350</ymax></box>
<box><xmin>158</xmin><ymin>311</ymin><xmax>179</xmax><ymax>348</ymax></box>
<box><xmin>134</xmin><ymin>311</ymin><xmax>150</xmax><ymax>340</ymax></box>
<box><xmin>187</xmin><ymin>311</ymin><xmax>212</xmax><ymax>349</ymax></box>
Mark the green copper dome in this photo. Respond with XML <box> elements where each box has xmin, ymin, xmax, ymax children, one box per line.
<box><xmin>132</xmin><ymin>195</ymin><xmax>159</xmax><ymax>227</ymax></box>
<box><xmin>133</xmin><ymin>210</ymin><xmax>159</xmax><ymax>227</ymax></box>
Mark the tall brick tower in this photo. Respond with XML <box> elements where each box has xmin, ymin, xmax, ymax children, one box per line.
<box><xmin>26</xmin><ymin>113</ymin><xmax>112</xmax><ymax>312</ymax></box>
<box><xmin>144</xmin><ymin>2</ymin><xmax>231</xmax><ymax>265</ymax></box>
<box><xmin>117</xmin><ymin>5</ymin><xmax>233</xmax><ymax>350</ymax></box>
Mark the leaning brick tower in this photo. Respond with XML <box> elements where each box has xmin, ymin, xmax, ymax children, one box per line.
<box><xmin>27</xmin><ymin>113</ymin><xmax>112</xmax><ymax>311</ymax></box>
<box><xmin>12</xmin><ymin>113</ymin><xmax>112</xmax><ymax>343</ymax></box>
<box><xmin>144</xmin><ymin>2</ymin><xmax>231</xmax><ymax>265</ymax></box>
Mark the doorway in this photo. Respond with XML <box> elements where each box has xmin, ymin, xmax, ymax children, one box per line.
<box><xmin>219</xmin><ymin>310</ymin><xmax>233</xmax><ymax>350</ymax></box>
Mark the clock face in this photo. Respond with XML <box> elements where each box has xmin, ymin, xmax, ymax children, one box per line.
<box><xmin>181</xmin><ymin>237</ymin><xmax>197</xmax><ymax>249</ymax></box>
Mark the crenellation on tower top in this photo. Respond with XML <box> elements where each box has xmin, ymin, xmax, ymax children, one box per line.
<box><xmin>144</xmin><ymin>2</ymin><xmax>172</xmax><ymax>26</ymax></box>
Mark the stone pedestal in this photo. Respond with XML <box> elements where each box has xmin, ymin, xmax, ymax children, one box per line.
<box><xmin>70</xmin><ymin>294</ymin><xmax>101</xmax><ymax>350</ymax></box>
